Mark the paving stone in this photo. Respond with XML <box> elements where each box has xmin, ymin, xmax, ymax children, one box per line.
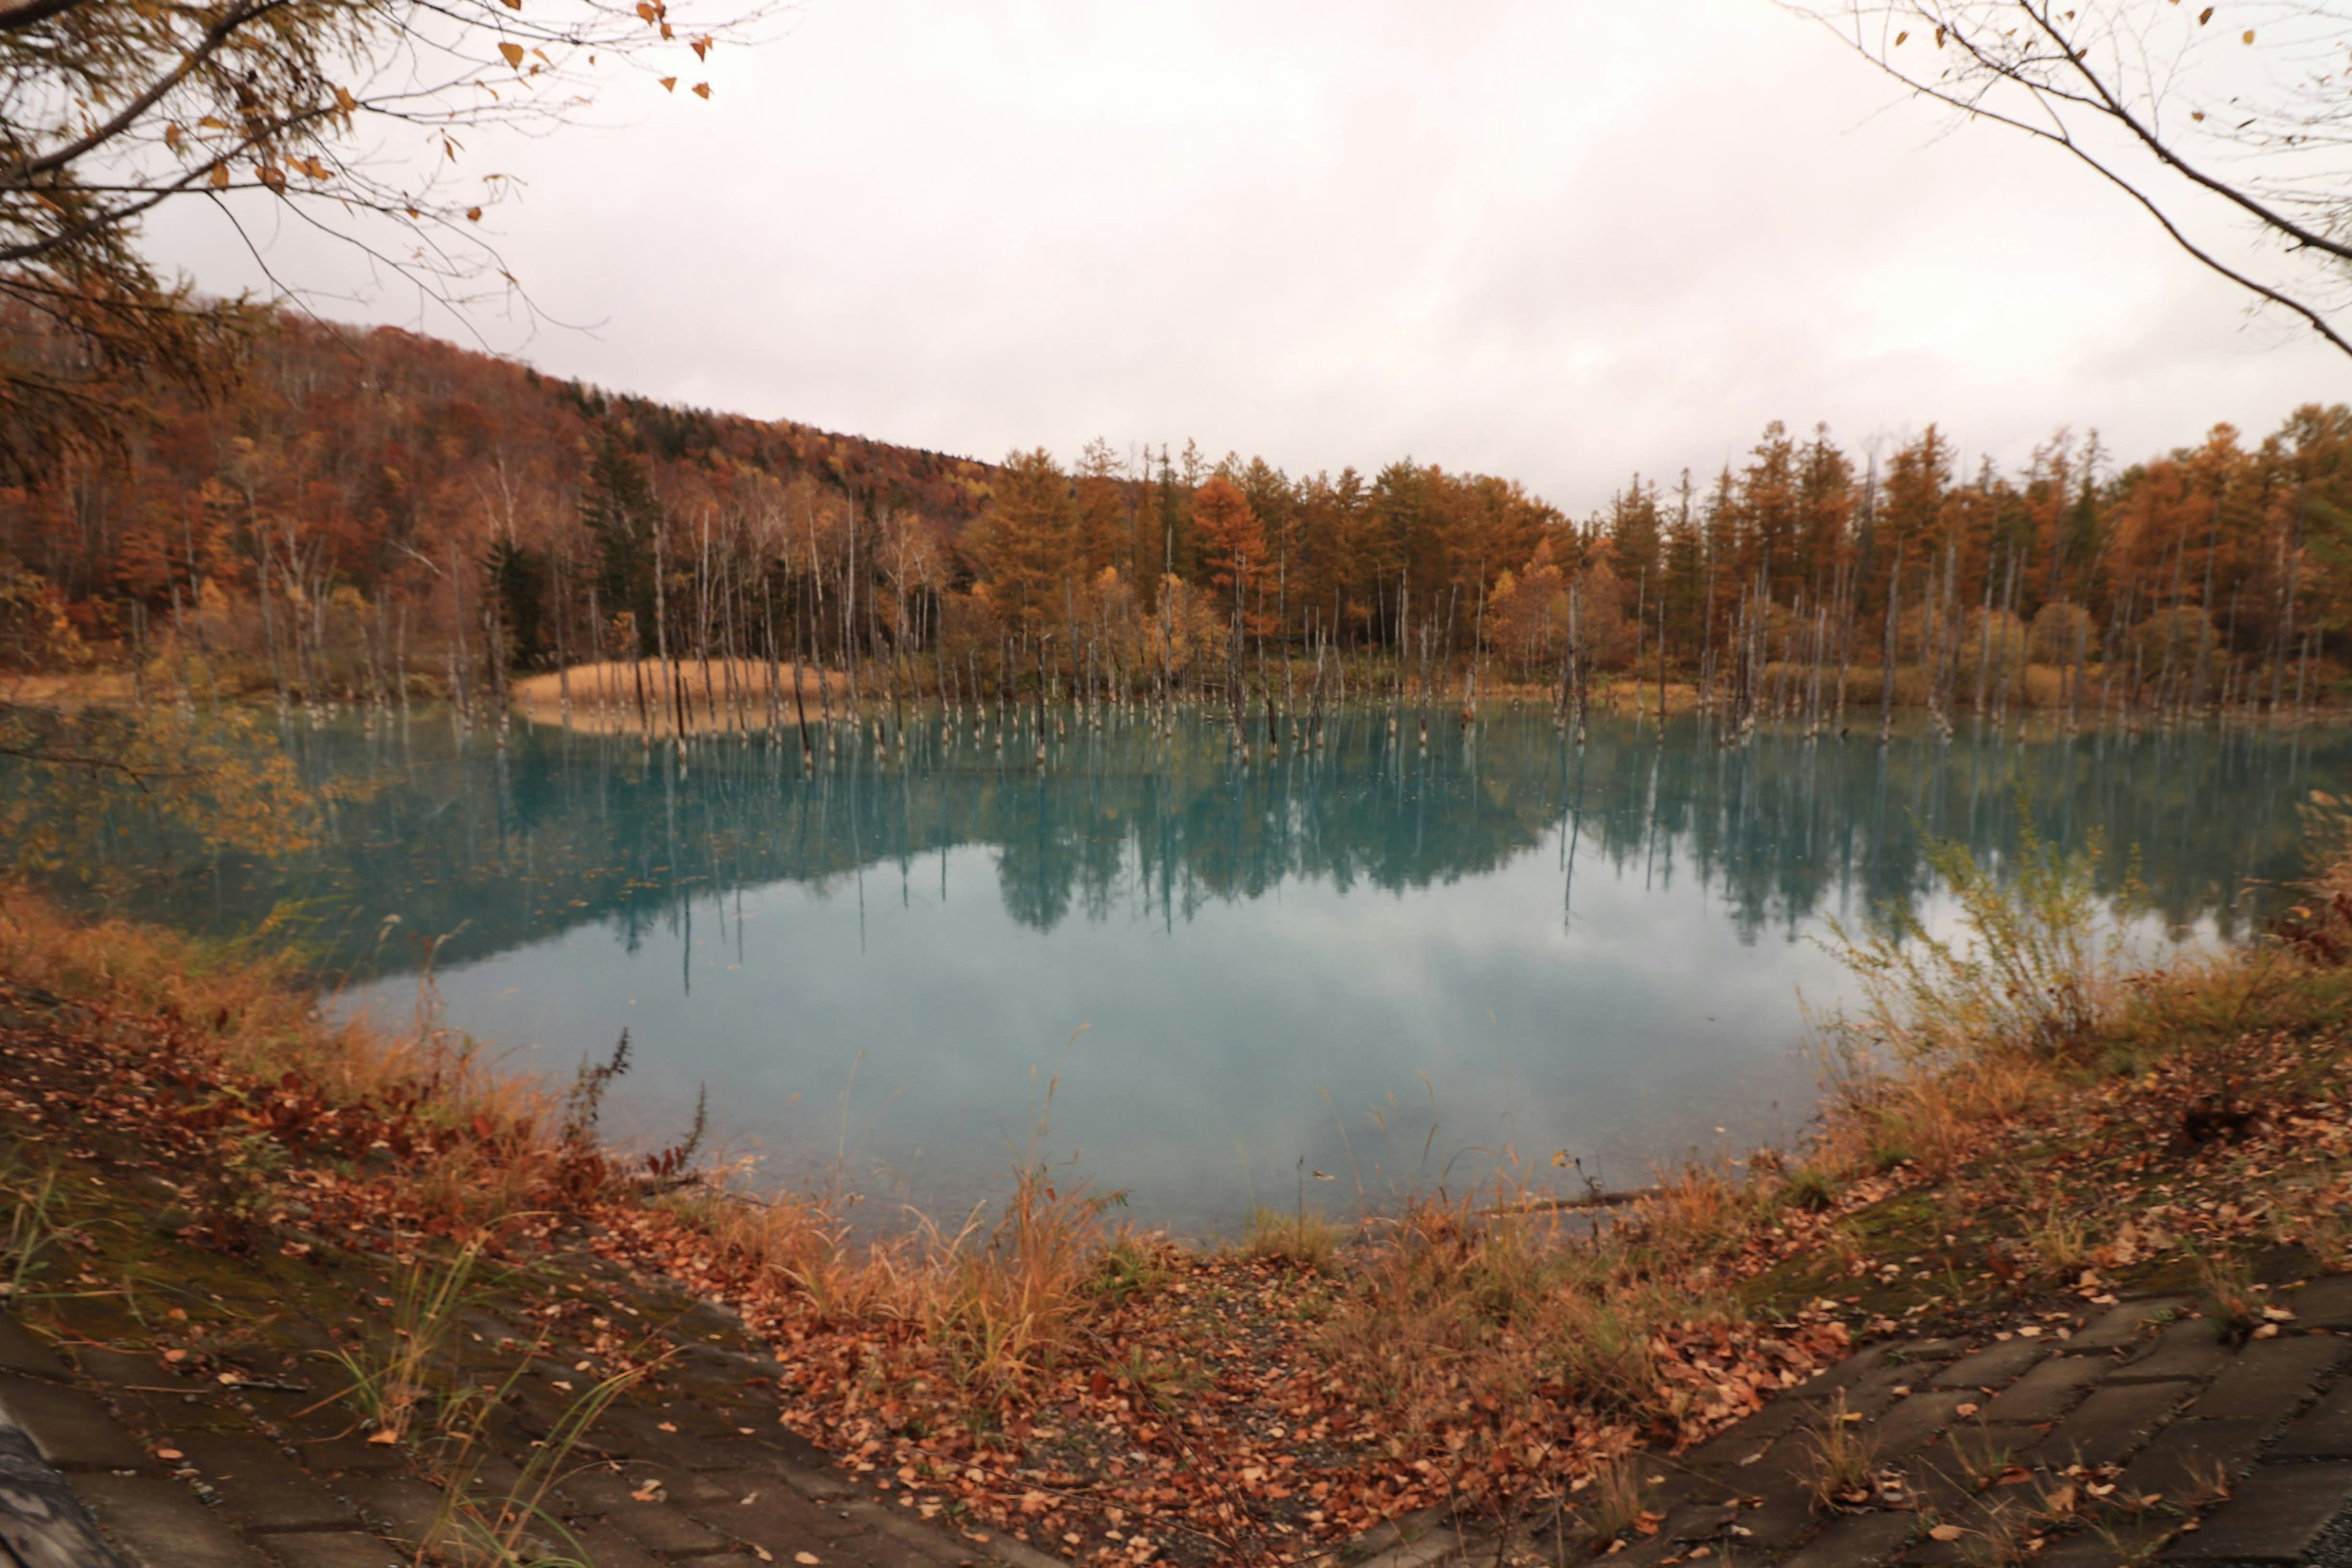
<box><xmin>176</xmin><ymin>1432</ymin><xmax>361</xmax><ymax>1532</ymax></box>
<box><xmin>0</xmin><ymin>1374</ymin><xmax>151</xmax><ymax>1469</ymax></box>
<box><xmin>779</xmin><ymin>1458</ymin><xmax>858</xmax><ymax>1502</ymax></box>
<box><xmin>598</xmin><ymin>1404</ymin><xmax>744</xmax><ymax>1471</ymax></box>
<box><xmin>2160</xmin><ymin>1460</ymin><xmax>2352</xmax><ymax>1561</ymax></box>
<box><xmin>2272</xmin><ymin>1378</ymin><xmax>2352</xmax><ymax>1460</ymax></box>
<box><xmin>1929</xmin><ymin>1339</ymin><xmax>2051</xmax><ymax>1393</ymax></box>
<box><xmin>74</xmin><ymin>1472</ymin><xmax>270</xmax><ymax>1568</ymax></box>
<box><xmin>2113</xmin><ymin>1418</ymin><xmax>2268</xmax><ymax>1502</ymax></box>
<box><xmin>2070</xmin><ymin>1299</ymin><xmax>2196</xmax><ymax>1353</ymax></box>
<box><xmin>1978</xmin><ymin>1354</ymin><xmax>2111</xmax><ymax>1424</ymax></box>
<box><xmin>2032</xmin><ymin>1381</ymin><xmax>2194</xmax><ymax>1470</ymax></box>
<box><xmin>1898</xmin><ymin>1493</ymin><xmax>2037</xmax><ymax>1567</ymax></box>
<box><xmin>1692</xmin><ymin>1438</ymin><xmax>1815</xmax><ymax>1499</ymax></box>
<box><xmin>2283</xmin><ymin>1276</ymin><xmax>2352</xmax><ymax>1332</ymax></box>
<box><xmin>1683</xmin><ymin>1399</ymin><xmax>1804</xmax><ymax>1465</ymax></box>
<box><xmin>556</xmin><ymin>1460</ymin><xmax>736</xmax><ymax>1514</ymax></box>
<box><xmin>1900</xmin><ymin>1464</ymin><xmax>1986</xmax><ymax>1525</ymax></box>
<box><xmin>1779</xmin><ymin>1510</ymin><xmax>1918</xmax><ymax>1568</ymax></box>
<box><xmin>1660</xmin><ymin>1501</ymin><xmax>1738</xmax><ymax>1542</ymax></box>
<box><xmin>2188</xmin><ymin>1332</ymin><xmax>2346</xmax><ymax>1419</ymax></box>
<box><xmin>1809</xmin><ymin>1365</ymin><xmax>1926</xmax><ymax>1420</ymax></box>
<box><xmin>331</xmin><ymin>1474</ymin><xmax>447</xmax><ymax>1544</ymax></box>
<box><xmin>288</xmin><ymin>1434</ymin><xmax>413</xmax><ymax>1476</ymax></box>
<box><xmin>2114</xmin><ymin>1318</ymin><xmax>2239</xmax><ymax>1384</ymax></box>
<box><xmin>698</xmin><ymin>1475</ymin><xmax>883</xmax><ymax>1549</ymax></box>
<box><xmin>1870</xmin><ymin>1392</ymin><xmax>1978</xmax><ymax>1462</ymax></box>
<box><xmin>1882</xmin><ymin>1340</ymin><xmax>1970</xmax><ymax>1366</ymax></box>
<box><xmin>255</xmin><ymin>1531</ymin><xmax>407</xmax><ymax>1568</ymax></box>
<box><xmin>554</xmin><ymin>1517</ymin><xmax>665</xmax><ymax>1568</ymax></box>
<box><xmin>1728</xmin><ymin>1488</ymin><xmax>1819</xmax><ymax>1552</ymax></box>
<box><xmin>2030</xmin><ymin>1521</ymin><xmax>2173</xmax><ymax>1568</ymax></box>
<box><xmin>1801</xmin><ymin>1347</ymin><xmax>1902</xmax><ymax>1400</ymax></box>
<box><xmin>70</xmin><ymin>1346</ymin><xmax>165</xmax><ymax>1386</ymax></box>
<box><xmin>596</xmin><ymin>1496</ymin><xmax>733</xmax><ymax>1556</ymax></box>
<box><xmin>0</xmin><ymin>1316</ymin><xmax>65</xmax><ymax>1379</ymax></box>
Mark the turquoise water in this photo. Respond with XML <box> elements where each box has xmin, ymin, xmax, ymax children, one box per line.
<box><xmin>26</xmin><ymin>710</ymin><xmax>2345</xmax><ymax>1232</ymax></box>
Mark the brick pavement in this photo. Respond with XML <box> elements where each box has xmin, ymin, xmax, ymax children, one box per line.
<box><xmin>0</xmin><ymin>1291</ymin><xmax>1068</xmax><ymax>1568</ymax></box>
<box><xmin>1346</xmin><ymin>1279</ymin><xmax>2352</xmax><ymax>1568</ymax></box>
<box><xmin>6</xmin><ymin>1270</ymin><xmax>2352</xmax><ymax>1568</ymax></box>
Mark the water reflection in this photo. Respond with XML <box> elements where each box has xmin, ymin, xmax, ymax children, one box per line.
<box><xmin>23</xmin><ymin>711</ymin><xmax>2344</xmax><ymax>1232</ymax></box>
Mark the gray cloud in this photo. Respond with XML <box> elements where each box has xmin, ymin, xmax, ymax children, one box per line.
<box><xmin>143</xmin><ymin>0</ymin><xmax>2345</xmax><ymax>511</ymax></box>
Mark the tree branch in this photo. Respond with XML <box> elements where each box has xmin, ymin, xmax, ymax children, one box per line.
<box><xmin>2012</xmin><ymin>1</ymin><xmax>2352</xmax><ymax>267</ymax></box>
<box><xmin>1785</xmin><ymin>1</ymin><xmax>2352</xmax><ymax>360</ymax></box>
<box><xmin>0</xmin><ymin>0</ymin><xmax>93</xmax><ymax>34</ymax></box>
<box><xmin>1</xmin><ymin>0</ymin><xmax>292</xmax><ymax>187</ymax></box>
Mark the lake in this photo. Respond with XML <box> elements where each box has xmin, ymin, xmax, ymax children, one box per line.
<box><xmin>24</xmin><ymin>708</ymin><xmax>2345</xmax><ymax>1234</ymax></box>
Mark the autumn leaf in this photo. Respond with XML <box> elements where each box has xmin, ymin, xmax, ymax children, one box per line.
<box><xmin>691</xmin><ymin>36</ymin><xmax>711</xmax><ymax>59</ymax></box>
<box><xmin>660</xmin><ymin>76</ymin><xmax>677</xmax><ymax>92</ymax></box>
<box><xmin>466</xmin><ymin>206</ymin><xmax>483</xmax><ymax>221</ymax></box>
<box><xmin>2243</xmin><ymin>28</ymin><xmax>2255</xmax><ymax>42</ymax></box>
<box><xmin>499</xmin><ymin>42</ymin><xmax>524</xmax><ymax>67</ymax></box>
<box><xmin>1930</xmin><ymin>1525</ymin><xmax>1964</xmax><ymax>1542</ymax></box>
<box><xmin>2197</xmin><ymin>6</ymin><xmax>2212</xmax><ymax>20</ymax></box>
<box><xmin>691</xmin><ymin>81</ymin><xmax>710</xmax><ymax>99</ymax></box>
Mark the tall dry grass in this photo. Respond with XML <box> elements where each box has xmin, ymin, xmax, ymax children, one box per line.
<box><xmin>0</xmin><ymin>888</ymin><xmax>576</xmax><ymax>1221</ymax></box>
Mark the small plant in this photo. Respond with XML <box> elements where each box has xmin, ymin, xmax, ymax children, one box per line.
<box><xmin>2026</xmin><ymin>1205</ymin><xmax>2095</xmax><ymax>1280</ymax></box>
<box><xmin>1800</xmin><ymin>1393</ymin><xmax>1879</xmax><ymax>1510</ymax></box>
<box><xmin>0</xmin><ymin>1162</ymin><xmax>69</xmax><ymax>1298</ymax></box>
<box><xmin>2087</xmin><ymin>1518</ymin><xmax>2171</xmax><ymax>1568</ymax></box>
<box><xmin>1820</xmin><ymin>821</ymin><xmax>2142</xmax><ymax>1073</ymax></box>
<box><xmin>2176</xmin><ymin>1452</ymin><xmax>2237</xmax><ymax>1509</ymax></box>
<box><xmin>1942</xmin><ymin>1422</ymin><xmax>2018</xmax><ymax>1493</ymax></box>
<box><xmin>1575</xmin><ymin>1459</ymin><xmax>1655</xmax><ymax>1544</ymax></box>
<box><xmin>2193</xmin><ymin>1249</ymin><xmax>2261</xmax><ymax>1344</ymax></box>
<box><xmin>193</xmin><ymin>1127</ymin><xmax>287</xmax><ymax>1250</ymax></box>
<box><xmin>1245</xmin><ymin>1205</ymin><xmax>1343</xmax><ymax>1269</ymax></box>
<box><xmin>1954</xmin><ymin>1496</ymin><xmax>2044</xmax><ymax>1568</ymax></box>
<box><xmin>423</xmin><ymin>1349</ymin><xmax>653</xmax><ymax>1568</ymax></box>
<box><xmin>1104</xmin><ymin>1345</ymin><xmax>1191</xmax><ymax>1411</ymax></box>
<box><xmin>314</xmin><ymin>1234</ymin><xmax>488</xmax><ymax>1443</ymax></box>
<box><xmin>1091</xmin><ymin>1227</ymin><xmax>1170</xmax><ymax>1304</ymax></box>
<box><xmin>1787</xmin><ymin>1169</ymin><xmax>1840</xmax><ymax>1212</ymax></box>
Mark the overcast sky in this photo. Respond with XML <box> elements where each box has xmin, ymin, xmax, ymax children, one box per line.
<box><xmin>147</xmin><ymin>0</ymin><xmax>2348</xmax><ymax>514</ymax></box>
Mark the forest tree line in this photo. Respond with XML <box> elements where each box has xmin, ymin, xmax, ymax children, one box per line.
<box><xmin>1</xmin><ymin>311</ymin><xmax>2346</xmax><ymax>732</ymax></box>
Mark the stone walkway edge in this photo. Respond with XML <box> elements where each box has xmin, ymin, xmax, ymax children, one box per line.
<box><xmin>9</xmin><ymin>1278</ymin><xmax>2352</xmax><ymax>1567</ymax></box>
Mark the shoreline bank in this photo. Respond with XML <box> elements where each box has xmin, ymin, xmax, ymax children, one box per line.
<box><xmin>0</xmin><ymin>823</ymin><xmax>2348</xmax><ymax>1564</ymax></box>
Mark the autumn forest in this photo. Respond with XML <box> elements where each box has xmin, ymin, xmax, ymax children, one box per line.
<box><xmin>1</xmin><ymin>312</ymin><xmax>2345</xmax><ymax>742</ymax></box>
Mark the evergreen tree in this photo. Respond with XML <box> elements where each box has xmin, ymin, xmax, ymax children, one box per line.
<box><xmin>581</xmin><ymin>426</ymin><xmax>660</xmax><ymax>654</ymax></box>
